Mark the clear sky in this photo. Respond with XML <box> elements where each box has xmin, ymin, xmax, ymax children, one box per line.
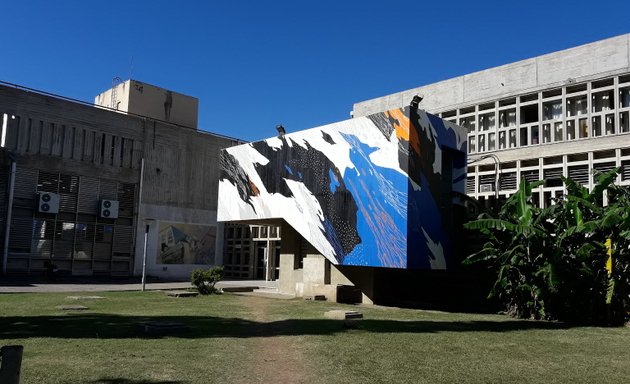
<box><xmin>3</xmin><ymin>0</ymin><xmax>630</xmax><ymax>141</ymax></box>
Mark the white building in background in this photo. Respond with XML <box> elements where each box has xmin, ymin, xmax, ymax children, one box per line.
<box><xmin>353</xmin><ymin>34</ymin><xmax>630</xmax><ymax>207</ymax></box>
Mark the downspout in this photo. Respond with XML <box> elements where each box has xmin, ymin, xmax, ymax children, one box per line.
<box><xmin>2</xmin><ymin>159</ymin><xmax>16</xmax><ymax>275</ymax></box>
<box><xmin>136</xmin><ymin>157</ymin><xmax>145</xmax><ymax>276</ymax></box>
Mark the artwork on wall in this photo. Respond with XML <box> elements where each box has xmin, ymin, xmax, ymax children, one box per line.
<box><xmin>218</xmin><ymin>107</ymin><xmax>467</xmax><ymax>270</ymax></box>
<box><xmin>156</xmin><ymin>222</ymin><xmax>217</xmax><ymax>265</ymax></box>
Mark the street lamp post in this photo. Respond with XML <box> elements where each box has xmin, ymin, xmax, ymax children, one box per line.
<box><xmin>141</xmin><ymin>218</ymin><xmax>155</xmax><ymax>291</ymax></box>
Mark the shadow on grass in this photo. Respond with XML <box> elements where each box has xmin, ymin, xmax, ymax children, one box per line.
<box><xmin>0</xmin><ymin>313</ymin><xmax>571</xmax><ymax>340</ymax></box>
<box><xmin>89</xmin><ymin>379</ymin><xmax>184</xmax><ymax>384</ymax></box>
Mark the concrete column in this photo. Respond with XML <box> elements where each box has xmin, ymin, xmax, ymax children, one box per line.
<box><xmin>278</xmin><ymin>224</ymin><xmax>300</xmax><ymax>295</ymax></box>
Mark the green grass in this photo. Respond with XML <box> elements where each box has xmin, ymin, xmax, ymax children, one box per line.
<box><xmin>1</xmin><ymin>291</ymin><xmax>630</xmax><ymax>383</ymax></box>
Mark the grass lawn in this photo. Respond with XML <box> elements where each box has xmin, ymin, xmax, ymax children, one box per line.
<box><xmin>1</xmin><ymin>291</ymin><xmax>630</xmax><ymax>384</ymax></box>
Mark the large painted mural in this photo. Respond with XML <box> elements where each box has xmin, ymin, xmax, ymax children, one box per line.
<box><xmin>218</xmin><ymin>107</ymin><xmax>467</xmax><ymax>269</ymax></box>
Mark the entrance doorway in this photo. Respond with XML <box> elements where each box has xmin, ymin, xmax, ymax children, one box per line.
<box><xmin>254</xmin><ymin>240</ymin><xmax>280</xmax><ymax>281</ymax></box>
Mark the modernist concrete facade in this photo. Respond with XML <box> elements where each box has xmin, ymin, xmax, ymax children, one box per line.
<box><xmin>353</xmin><ymin>34</ymin><xmax>630</xmax><ymax>205</ymax></box>
<box><xmin>0</xmin><ymin>81</ymin><xmax>237</xmax><ymax>279</ymax></box>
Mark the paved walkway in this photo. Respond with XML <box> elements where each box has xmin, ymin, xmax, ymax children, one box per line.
<box><xmin>0</xmin><ymin>278</ymin><xmax>279</xmax><ymax>294</ymax></box>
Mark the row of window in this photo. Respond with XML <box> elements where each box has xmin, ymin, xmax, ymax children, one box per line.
<box><xmin>441</xmin><ymin>75</ymin><xmax>630</xmax><ymax>154</ymax></box>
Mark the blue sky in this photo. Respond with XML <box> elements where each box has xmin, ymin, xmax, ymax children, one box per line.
<box><xmin>3</xmin><ymin>1</ymin><xmax>630</xmax><ymax>141</ymax></box>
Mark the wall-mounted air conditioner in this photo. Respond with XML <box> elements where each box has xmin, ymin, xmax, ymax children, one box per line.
<box><xmin>479</xmin><ymin>184</ymin><xmax>494</xmax><ymax>193</ymax></box>
<box><xmin>37</xmin><ymin>192</ymin><xmax>60</xmax><ymax>213</ymax></box>
<box><xmin>99</xmin><ymin>200</ymin><xmax>119</xmax><ymax>219</ymax></box>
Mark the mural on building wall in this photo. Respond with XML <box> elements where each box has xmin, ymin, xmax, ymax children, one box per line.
<box><xmin>156</xmin><ymin>222</ymin><xmax>217</xmax><ymax>264</ymax></box>
<box><xmin>218</xmin><ymin>107</ymin><xmax>466</xmax><ymax>269</ymax></box>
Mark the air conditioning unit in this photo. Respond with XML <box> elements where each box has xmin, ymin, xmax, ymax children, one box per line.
<box><xmin>99</xmin><ymin>200</ymin><xmax>119</xmax><ymax>219</ymax></box>
<box><xmin>479</xmin><ymin>184</ymin><xmax>494</xmax><ymax>193</ymax></box>
<box><xmin>37</xmin><ymin>192</ymin><xmax>60</xmax><ymax>213</ymax></box>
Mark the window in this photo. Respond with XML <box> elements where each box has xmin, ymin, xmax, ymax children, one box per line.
<box><xmin>621</xmin><ymin>112</ymin><xmax>630</xmax><ymax>133</ymax></box>
<box><xmin>520</xmin><ymin>127</ymin><xmax>529</xmax><ymax>146</ymax></box>
<box><xmin>498</xmin><ymin>131</ymin><xmax>506</xmax><ymax>149</ymax></box>
<box><xmin>592</xmin><ymin>90</ymin><xmax>614</xmax><ymax>112</ymax></box>
<box><xmin>520</xmin><ymin>104</ymin><xmax>539</xmax><ymax>124</ymax></box>
<box><xmin>567</xmin><ymin>120</ymin><xmax>576</xmax><ymax>140</ymax></box>
<box><xmin>554</xmin><ymin>122</ymin><xmax>564</xmax><ymax>142</ymax></box>
<box><xmin>531</xmin><ymin>126</ymin><xmax>539</xmax><ymax>145</ymax></box>
<box><xmin>620</xmin><ymin>87</ymin><xmax>630</xmax><ymax>108</ymax></box>
<box><xmin>542</xmin><ymin>124</ymin><xmax>551</xmax><ymax>143</ymax></box>
<box><xmin>543</xmin><ymin>100</ymin><xmax>562</xmax><ymax>120</ymax></box>
<box><xmin>567</xmin><ymin>95</ymin><xmax>588</xmax><ymax>116</ymax></box>
<box><xmin>479</xmin><ymin>113</ymin><xmax>495</xmax><ymax>131</ymax></box>
<box><xmin>579</xmin><ymin>118</ymin><xmax>589</xmax><ymax>138</ymax></box>
<box><xmin>478</xmin><ymin>134</ymin><xmax>486</xmax><ymax>152</ymax></box>
<box><xmin>605</xmin><ymin>114</ymin><xmax>615</xmax><ymax>135</ymax></box>
<box><xmin>459</xmin><ymin>116</ymin><xmax>476</xmax><ymax>134</ymax></box>
<box><xmin>499</xmin><ymin>109</ymin><xmax>516</xmax><ymax>128</ymax></box>
<box><xmin>509</xmin><ymin>129</ymin><xmax>517</xmax><ymax>148</ymax></box>
<box><xmin>592</xmin><ymin>116</ymin><xmax>602</xmax><ymax>137</ymax></box>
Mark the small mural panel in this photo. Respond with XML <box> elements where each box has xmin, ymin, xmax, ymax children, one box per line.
<box><xmin>217</xmin><ymin>107</ymin><xmax>466</xmax><ymax>270</ymax></box>
<box><xmin>156</xmin><ymin>222</ymin><xmax>217</xmax><ymax>264</ymax></box>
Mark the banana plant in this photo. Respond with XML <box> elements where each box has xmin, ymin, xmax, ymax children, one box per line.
<box><xmin>465</xmin><ymin>167</ymin><xmax>630</xmax><ymax>325</ymax></box>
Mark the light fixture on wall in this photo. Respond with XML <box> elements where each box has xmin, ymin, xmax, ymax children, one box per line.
<box><xmin>410</xmin><ymin>94</ymin><xmax>424</xmax><ymax>108</ymax></box>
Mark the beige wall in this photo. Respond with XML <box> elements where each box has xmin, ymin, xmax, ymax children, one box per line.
<box><xmin>95</xmin><ymin>80</ymin><xmax>199</xmax><ymax>129</ymax></box>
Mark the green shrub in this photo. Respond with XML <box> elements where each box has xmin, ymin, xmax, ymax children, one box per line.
<box><xmin>191</xmin><ymin>266</ymin><xmax>224</xmax><ymax>295</ymax></box>
<box><xmin>465</xmin><ymin>168</ymin><xmax>630</xmax><ymax>325</ymax></box>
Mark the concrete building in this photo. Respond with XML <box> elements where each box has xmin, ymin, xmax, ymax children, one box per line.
<box><xmin>353</xmin><ymin>34</ymin><xmax>630</xmax><ymax>206</ymax></box>
<box><xmin>0</xmin><ymin>81</ymin><xmax>237</xmax><ymax>279</ymax></box>
<box><xmin>217</xmin><ymin>106</ymin><xmax>467</xmax><ymax>303</ymax></box>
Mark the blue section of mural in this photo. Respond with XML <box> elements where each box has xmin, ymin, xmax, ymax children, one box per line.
<box><xmin>328</xmin><ymin>168</ymin><xmax>340</xmax><ymax>193</ymax></box>
<box><xmin>407</xmin><ymin>175</ymin><xmax>450</xmax><ymax>269</ymax></box>
<box><xmin>338</xmin><ymin>133</ymin><xmax>407</xmax><ymax>268</ymax></box>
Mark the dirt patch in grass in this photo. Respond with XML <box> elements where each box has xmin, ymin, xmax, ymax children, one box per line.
<box><xmin>236</xmin><ymin>296</ymin><xmax>313</xmax><ymax>384</ymax></box>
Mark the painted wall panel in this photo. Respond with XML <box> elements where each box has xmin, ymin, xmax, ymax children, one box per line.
<box><xmin>218</xmin><ymin>107</ymin><xmax>466</xmax><ymax>269</ymax></box>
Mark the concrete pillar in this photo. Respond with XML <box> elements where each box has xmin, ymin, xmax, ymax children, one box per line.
<box><xmin>278</xmin><ymin>224</ymin><xmax>300</xmax><ymax>295</ymax></box>
<box><xmin>335</xmin><ymin>266</ymin><xmax>375</xmax><ymax>305</ymax></box>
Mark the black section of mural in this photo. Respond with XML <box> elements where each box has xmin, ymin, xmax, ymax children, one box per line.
<box><xmin>367</xmin><ymin>112</ymin><xmax>396</xmax><ymax>140</ymax></box>
<box><xmin>321</xmin><ymin>130</ymin><xmax>335</xmax><ymax>145</ymax></box>
<box><xmin>409</xmin><ymin>108</ymin><xmax>442</xmax><ymax>206</ymax></box>
<box><xmin>249</xmin><ymin>137</ymin><xmax>360</xmax><ymax>262</ymax></box>
<box><xmin>219</xmin><ymin>151</ymin><xmax>258</xmax><ymax>212</ymax></box>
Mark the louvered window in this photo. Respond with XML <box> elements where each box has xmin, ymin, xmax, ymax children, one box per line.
<box><xmin>593</xmin><ymin>162</ymin><xmax>616</xmax><ymax>184</ymax></box>
<box><xmin>622</xmin><ymin>160</ymin><xmax>630</xmax><ymax>181</ymax></box>
<box><xmin>522</xmin><ymin>170</ymin><xmax>540</xmax><ymax>183</ymax></box>
<box><xmin>544</xmin><ymin>168</ymin><xmax>564</xmax><ymax>187</ymax></box>
<box><xmin>500</xmin><ymin>172</ymin><xmax>517</xmax><ymax>190</ymax></box>
<box><xmin>568</xmin><ymin>165</ymin><xmax>589</xmax><ymax>186</ymax></box>
<box><xmin>466</xmin><ymin>177</ymin><xmax>475</xmax><ymax>194</ymax></box>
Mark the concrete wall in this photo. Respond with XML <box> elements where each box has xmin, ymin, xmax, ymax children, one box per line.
<box><xmin>1</xmin><ymin>84</ymin><xmax>237</xmax><ymax>279</ymax></box>
<box><xmin>353</xmin><ymin>34</ymin><xmax>630</xmax><ymax>116</ymax></box>
<box><xmin>277</xmin><ymin>224</ymin><xmax>373</xmax><ymax>303</ymax></box>
<box><xmin>95</xmin><ymin>80</ymin><xmax>199</xmax><ymax>129</ymax></box>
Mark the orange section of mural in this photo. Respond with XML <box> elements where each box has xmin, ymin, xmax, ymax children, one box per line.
<box><xmin>386</xmin><ymin>109</ymin><xmax>420</xmax><ymax>155</ymax></box>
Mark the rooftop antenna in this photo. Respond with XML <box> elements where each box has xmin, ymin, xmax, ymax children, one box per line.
<box><xmin>111</xmin><ymin>76</ymin><xmax>122</xmax><ymax>110</ymax></box>
<box><xmin>129</xmin><ymin>56</ymin><xmax>134</xmax><ymax>81</ymax></box>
